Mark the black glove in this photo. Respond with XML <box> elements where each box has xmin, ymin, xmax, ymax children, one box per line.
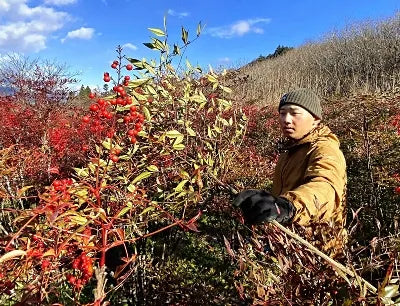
<box><xmin>233</xmin><ymin>189</ymin><xmax>296</xmax><ymax>225</ymax></box>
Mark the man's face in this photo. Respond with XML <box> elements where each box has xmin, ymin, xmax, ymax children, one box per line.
<box><xmin>279</xmin><ymin>104</ymin><xmax>320</xmax><ymax>140</ymax></box>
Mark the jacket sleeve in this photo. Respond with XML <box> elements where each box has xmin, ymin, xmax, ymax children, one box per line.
<box><xmin>279</xmin><ymin>142</ymin><xmax>346</xmax><ymax>226</ymax></box>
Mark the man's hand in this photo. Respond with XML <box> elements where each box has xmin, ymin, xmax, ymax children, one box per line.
<box><xmin>233</xmin><ymin>189</ymin><xmax>295</xmax><ymax>225</ymax></box>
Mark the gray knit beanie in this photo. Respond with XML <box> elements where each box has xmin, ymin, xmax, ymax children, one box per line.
<box><xmin>278</xmin><ymin>88</ymin><xmax>322</xmax><ymax>119</ymax></box>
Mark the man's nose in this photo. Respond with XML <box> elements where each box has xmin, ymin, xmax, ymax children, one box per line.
<box><xmin>282</xmin><ymin>113</ymin><xmax>292</xmax><ymax>124</ymax></box>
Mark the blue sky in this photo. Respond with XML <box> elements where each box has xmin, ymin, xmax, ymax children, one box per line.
<box><xmin>0</xmin><ymin>0</ymin><xmax>399</xmax><ymax>89</ymax></box>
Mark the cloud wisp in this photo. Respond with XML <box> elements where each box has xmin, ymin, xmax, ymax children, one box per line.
<box><xmin>167</xmin><ymin>9</ymin><xmax>189</xmax><ymax>18</ymax></box>
<box><xmin>61</xmin><ymin>27</ymin><xmax>95</xmax><ymax>43</ymax></box>
<box><xmin>207</xmin><ymin>18</ymin><xmax>271</xmax><ymax>39</ymax></box>
<box><xmin>122</xmin><ymin>43</ymin><xmax>138</xmax><ymax>51</ymax></box>
<box><xmin>44</xmin><ymin>0</ymin><xmax>77</xmax><ymax>6</ymax></box>
<box><xmin>0</xmin><ymin>0</ymin><xmax>70</xmax><ymax>52</ymax></box>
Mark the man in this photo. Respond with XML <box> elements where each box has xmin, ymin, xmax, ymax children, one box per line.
<box><xmin>234</xmin><ymin>88</ymin><xmax>347</xmax><ymax>255</ymax></box>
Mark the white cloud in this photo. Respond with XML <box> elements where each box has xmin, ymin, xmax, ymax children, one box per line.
<box><xmin>44</xmin><ymin>0</ymin><xmax>77</xmax><ymax>6</ymax></box>
<box><xmin>122</xmin><ymin>43</ymin><xmax>137</xmax><ymax>51</ymax></box>
<box><xmin>218</xmin><ymin>57</ymin><xmax>231</xmax><ymax>63</ymax></box>
<box><xmin>61</xmin><ymin>27</ymin><xmax>94</xmax><ymax>43</ymax></box>
<box><xmin>167</xmin><ymin>9</ymin><xmax>189</xmax><ymax>18</ymax></box>
<box><xmin>207</xmin><ymin>18</ymin><xmax>271</xmax><ymax>39</ymax></box>
<box><xmin>0</xmin><ymin>0</ymin><xmax>69</xmax><ymax>53</ymax></box>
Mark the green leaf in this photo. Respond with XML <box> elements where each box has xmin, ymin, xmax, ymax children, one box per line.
<box><xmin>173</xmin><ymin>143</ymin><xmax>185</xmax><ymax>150</ymax></box>
<box><xmin>132</xmin><ymin>171</ymin><xmax>152</xmax><ymax>184</ymax></box>
<box><xmin>148</xmin><ymin>27</ymin><xmax>165</xmax><ymax>37</ymax></box>
<box><xmin>147</xmin><ymin>165</ymin><xmax>159</xmax><ymax>172</ymax></box>
<box><xmin>181</xmin><ymin>27</ymin><xmax>188</xmax><ymax>44</ymax></box>
<box><xmin>175</xmin><ymin>180</ymin><xmax>188</xmax><ymax>192</ymax></box>
<box><xmin>143</xmin><ymin>42</ymin><xmax>157</xmax><ymax>50</ymax></box>
<box><xmin>166</xmin><ymin>130</ymin><xmax>183</xmax><ymax>138</ymax></box>
<box><xmin>173</xmin><ymin>44</ymin><xmax>180</xmax><ymax>55</ymax></box>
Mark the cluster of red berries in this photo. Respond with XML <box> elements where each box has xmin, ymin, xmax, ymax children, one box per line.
<box><xmin>110</xmin><ymin>60</ymin><xmax>133</xmax><ymax>71</ymax></box>
<box><xmin>66</xmin><ymin>252</ymin><xmax>94</xmax><ymax>289</ymax></box>
<box><xmin>52</xmin><ymin>178</ymin><xmax>73</xmax><ymax>192</ymax></box>
<box><xmin>124</xmin><ymin>105</ymin><xmax>144</xmax><ymax>144</ymax></box>
<box><xmin>109</xmin><ymin>147</ymin><xmax>121</xmax><ymax>163</ymax></box>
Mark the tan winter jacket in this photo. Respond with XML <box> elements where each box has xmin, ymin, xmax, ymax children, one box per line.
<box><xmin>271</xmin><ymin>124</ymin><xmax>347</xmax><ymax>255</ymax></box>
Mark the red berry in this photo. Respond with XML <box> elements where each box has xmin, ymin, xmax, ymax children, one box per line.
<box><xmin>104</xmin><ymin>76</ymin><xmax>111</xmax><ymax>82</ymax></box>
<box><xmin>89</xmin><ymin>104</ymin><xmax>99</xmax><ymax>112</ymax></box>
<box><xmin>88</xmin><ymin>92</ymin><xmax>95</xmax><ymax>99</ymax></box>
<box><xmin>130</xmin><ymin>137</ymin><xmax>137</xmax><ymax>144</ymax></box>
<box><xmin>130</xmin><ymin>105</ymin><xmax>137</xmax><ymax>113</ymax></box>
<box><xmin>111</xmin><ymin>63</ymin><xmax>117</xmax><ymax>69</ymax></box>
<box><xmin>395</xmin><ymin>186</ymin><xmax>400</xmax><ymax>194</ymax></box>
<box><xmin>127</xmin><ymin>129</ymin><xmax>135</xmax><ymax>136</ymax></box>
<box><xmin>41</xmin><ymin>260</ymin><xmax>50</xmax><ymax>269</ymax></box>
<box><xmin>124</xmin><ymin>75</ymin><xmax>130</xmax><ymax>81</ymax></box>
<box><xmin>110</xmin><ymin>155</ymin><xmax>119</xmax><ymax>162</ymax></box>
<box><xmin>113</xmin><ymin>60</ymin><xmax>119</xmax><ymax>65</ymax></box>
<box><xmin>126</xmin><ymin>64</ymin><xmax>133</xmax><ymax>71</ymax></box>
<box><xmin>82</xmin><ymin>115</ymin><xmax>90</xmax><ymax>123</ymax></box>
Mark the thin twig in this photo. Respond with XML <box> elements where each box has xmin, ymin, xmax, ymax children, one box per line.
<box><xmin>208</xmin><ymin>170</ymin><xmax>378</xmax><ymax>294</ymax></box>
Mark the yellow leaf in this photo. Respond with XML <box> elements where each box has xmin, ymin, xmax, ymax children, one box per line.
<box><xmin>140</xmin><ymin>206</ymin><xmax>155</xmax><ymax>215</ymax></box>
<box><xmin>219</xmin><ymin>85</ymin><xmax>232</xmax><ymax>93</ymax></box>
<box><xmin>148</xmin><ymin>27</ymin><xmax>165</xmax><ymax>37</ymax></box>
<box><xmin>74</xmin><ymin>167</ymin><xmax>89</xmax><ymax>177</ymax></box>
<box><xmin>142</xmin><ymin>106</ymin><xmax>151</xmax><ymax>121</ymax></box>
<box><xmin>174</xmin><ymin>135</ymin><xmax>184</xmax><ymax>146</ymax></box>
<box><xmin>0</xmin><ymin>250</ymin><xmax>26</xmax><ymax>263</ymax></box>
<box><xmin>17</xmin><ymin>185</ymin><xmax>33</xmax><ymax>197</ymax></box>
<box><xmin>43</xmin><ymin>248</ymin><xmax>56</xmax><ymax>257</ymax></box>
<box><xmin>207</xmin><ymin>74</ymin><xmax>217</xmax><ymax>83</ymax></box>
<box><xmin>102</xmin><ymin>139</ymin><xmax>111</xmax><ymax>150</ymax></box>
<box><xmin>70</xmin><ymin>215</ymin><xmax>88</xmax><ymax>225</ymax></box>
<box><xmin>132</xmin><ymin>171</ymin><xmax>152</xmax><ymax>184</ymax></box>
<box><xmin>186</xmin><ymin>127</ymin><xmax>196</xmax><ymax>136</ymax></box>
<box><xmin>166</xmin><ymin>130</ymin><xmax>183</xmax><ymax>138</ymax></box>
<box><xmin>147</xmin><ymin>165</ymin><xmax>159</xmax><ymax>172</ymax></box>
<box><xmin>173</xmin><ymin>143</ymin><xmax>185</xmax><ymax>150</ymax></box>
<box><xmin>117</xmin><ymin>206</ymin><xmax>131</xmax><ymax>218</ymax></box>
<box><xmin>175</xmin><ymin>180</ymin><xmax>188</xmax><ymax>192</ymax></box>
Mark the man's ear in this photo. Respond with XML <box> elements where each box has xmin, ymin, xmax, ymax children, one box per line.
<box><xmin>312</xmin><ymin>118</ymin><xmax>321</xmax><ymax>128</ymax></box>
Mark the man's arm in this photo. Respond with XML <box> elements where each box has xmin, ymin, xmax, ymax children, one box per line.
<box><xmin>280</xmin><ymin>143</ymin><xmax>346</xmax><ymax>226</ymax></box>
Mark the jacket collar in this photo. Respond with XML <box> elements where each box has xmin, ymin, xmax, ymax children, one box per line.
<box><xmin>278</xmin><ymin>124</ymin><xmax>334</xmax><ymax>151</ymax></box>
